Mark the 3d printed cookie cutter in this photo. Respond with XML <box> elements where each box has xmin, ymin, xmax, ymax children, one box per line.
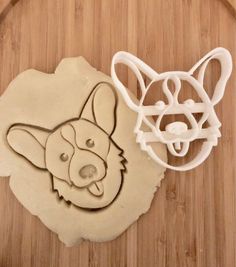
<box><xmin>111</xmin><ymin>48</ymin><xmax>232</xmax><ymax>171</ymax></box>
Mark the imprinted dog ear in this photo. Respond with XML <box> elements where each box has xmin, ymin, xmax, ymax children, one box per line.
<box><xmin>92</xmin><ymin>83</ymin><xmax>117</xmax><ymax>135</ymax></box>
<box><xmin>7</xmin><ymin>124</ymin><xmax>50</xmax><ymax>169</ymax></box>
<box><xmin>189</xmin><ymin>47</ymin><xmax>232</xmax><ymax>105</ymax></box>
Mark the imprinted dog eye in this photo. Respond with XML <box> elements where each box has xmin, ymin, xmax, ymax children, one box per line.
<box><xmin>86</xmin><ymin>139</ymin><xmax>95</xmax><ymax>148</ymax></box>
<box><xmin>60</xmin><ymin>153</ymin><xmax>69</xmax><ymax>162</ymax></box>
<box><xmin>184</xmin><ymin>99</ymin><xmax>195</xmax><ymax>108</ymax></box>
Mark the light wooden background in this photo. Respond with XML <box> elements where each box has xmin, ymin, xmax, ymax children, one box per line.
<box><xmin>0</xmin><ymin>0</ymin><xmax>236</xmax><ymax>266</ymax></box>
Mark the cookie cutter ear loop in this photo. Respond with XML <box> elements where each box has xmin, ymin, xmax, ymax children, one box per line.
<box><xmin>111</xmin><ymin>51</ymin><xmax>159</xmax><ymax>112</ymax></box>
<box><xmin>111</xmin><ymin>48</ymin><xmax>232</xmax><ymax>171</ymax></box>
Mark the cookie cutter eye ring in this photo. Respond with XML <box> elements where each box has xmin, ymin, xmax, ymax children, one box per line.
<box><xmin>111</xmin><ymin>48</ymin><xmax>232</xmax><ymax>171</ymax></box>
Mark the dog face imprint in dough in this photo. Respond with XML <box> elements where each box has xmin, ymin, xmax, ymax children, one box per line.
<box><xmin>7</xmin><ymin>83</ymin><xmax>126</xmax><ymax>210</ymax></box>
<box><xmin>0</xmin><ymin>57</ymin><xmax>166</xmax><ymax>246</ymax></box>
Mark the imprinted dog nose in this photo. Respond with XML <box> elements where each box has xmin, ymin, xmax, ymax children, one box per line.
<box><xmin>79</xmin><ymin>164</ymin><xmax>97</xmax><ymax>179</ymax></box>
<box><xmin>165</xmin><ymin>122</ymin><xmax>188</xmax><ymax>135</ymax></box>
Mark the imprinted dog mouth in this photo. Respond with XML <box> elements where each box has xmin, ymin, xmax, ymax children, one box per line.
<box><xmin>87</xmin><ymin>181</ymin><xmax>104</xmax><ymax>197</ymax></box>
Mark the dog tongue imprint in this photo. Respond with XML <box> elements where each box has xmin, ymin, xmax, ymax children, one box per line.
<box><xmin>88</xmin><ymin>181</ymin><xmax>104</xmax><ymax>197</ymax></box>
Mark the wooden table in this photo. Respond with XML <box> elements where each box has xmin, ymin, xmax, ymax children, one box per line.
<box><xmin>0</xmin><ymin>0</ymin><xmax>235</xmax><ymax>266</ymax></box>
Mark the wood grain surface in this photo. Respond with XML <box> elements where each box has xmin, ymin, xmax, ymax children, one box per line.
<box><xmin>0</xmin><ymin>0</ymin><xmax>236</xmax><ymax>266</ymax></box>
<box><xmin>0</xmin><ymin>0</ymin><xmax>18</xmax><ymax>22</ymax></box>
<box><xmin>221</xmin><ymin>0</ymin><xmax>236</xmax><ymax>17</ymax></box>
<box><xmin>224</xmin><ymin>0</ymin><xmax>236</xmax><ymax>9</ymax></box>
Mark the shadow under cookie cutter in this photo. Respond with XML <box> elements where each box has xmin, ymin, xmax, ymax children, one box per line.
<box><xmin>111</xmin><ymin>48</ymin><xmax>232</xmax><ymax>171</ymax></box>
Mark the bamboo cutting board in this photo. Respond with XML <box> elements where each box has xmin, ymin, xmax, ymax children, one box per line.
<box><xmin>0</xmin><ymin>0</ymin><xmax>236</xmax><ymax>267</ymax></box>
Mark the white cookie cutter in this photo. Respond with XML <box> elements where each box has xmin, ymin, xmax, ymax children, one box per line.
<box><xmin>111</xmin><ymin>48</ymin><xmax>232</xmax><ymax>171</ymax></box>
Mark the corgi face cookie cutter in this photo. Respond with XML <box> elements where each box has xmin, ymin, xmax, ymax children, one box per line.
<box><xmin>111</xmin><ymin>48</ymin><xmax>232</xmax><ymax>171</ymax></box>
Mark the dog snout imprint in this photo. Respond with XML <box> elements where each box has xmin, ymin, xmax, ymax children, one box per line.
<box><xmin>79</xmin><ymin>164</ymin><xmax>98</xmax><ymax>179</ymax></box>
